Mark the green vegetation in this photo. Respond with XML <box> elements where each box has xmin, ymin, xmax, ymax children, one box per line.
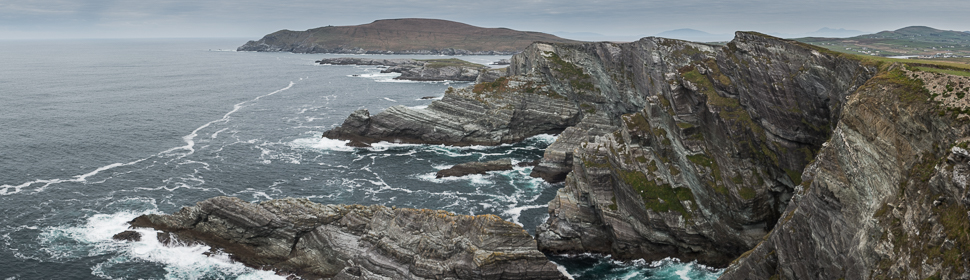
<box><xmin>473</xmin><ymin>76</ymin><xmax>510</xmax><ymax>94</ymax></box>
<box><xmin>616</xmin><ymin>169</ymin><xmax>695</xmax><ymax>219</ymax></box>
<box><xmin>471</xmin><ymin>76</ymin><xmax>565</xmax><ymax>100</ymax></box>
<box><xmin>687</xmin><ymin>153</ymin><xmax>728</xmax><ymax>195</ymax></box>
<box><xmin>543</xmin><ymin>51</ymin><xmax>598</xmax><ymax>93</ymax></box>
<box><xmin>795</xmin><ymin>26</ymin><xmax>970</xmax><ymax>57</ymax></box>
<box><xmin>416</xmin><ymin>58</ymin><xmax>485</xmax><ymax>69</ymax></box>
<box><xmin>738</xmin><ymin>187</ymin><xmax>757</xmax><ymax>200</ymax></box>
<box><xmin>784</xmin><ymin>169</ymin><xmax>803</xmax><ymax>186</ymax></box>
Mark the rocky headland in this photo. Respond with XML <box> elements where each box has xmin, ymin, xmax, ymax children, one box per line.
<box><xmin>127</xmin><ymin>196</ymin><xmax>567</xmax><ymax>279</ymax></box>
<box><xmin>323</xmin><ymin>30</ymin><xmax>970</xmax><ymax>279</ymax></box>
<box><xmin>238</xmin><ymin>18</ymin><xmax>581</xmax><ymax>55</ymax></box>
<box><xmin>316</xmin><ymin>57</ymin><xmax>496</xmax><ymax>82</ymax></box>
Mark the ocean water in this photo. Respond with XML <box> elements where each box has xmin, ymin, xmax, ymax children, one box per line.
<box><xmin>0</xmin><ymin>38</ymin><xmax>723</xmax><ymax>279</ymax></box>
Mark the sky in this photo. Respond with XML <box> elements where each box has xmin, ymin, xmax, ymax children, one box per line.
<box><xmin>1</xmin><ymin>0</ymin><xmax>968</xmax><ymax>41</ymax></box>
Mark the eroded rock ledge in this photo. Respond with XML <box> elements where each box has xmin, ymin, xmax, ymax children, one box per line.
<box><xmin>128</xmin><ymin>196</ymin><xmax>566</xmax><ymax>280</ymax></box>
<box><xmin>316</xmin><ymin>58</ymin><xmax>500</xmax><ymax>82</ymax></box>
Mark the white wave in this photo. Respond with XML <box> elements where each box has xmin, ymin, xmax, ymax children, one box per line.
<box><xmin>2</xmin><ymin>81</ymin><xmax>297</xmax><ymax>196</ymax></box>
<box><xmin>211</xmin><ymin>127</ymin><xmax>230</xmax><ymax>139</ymax></box>
<box><xmin>383</xmin><ymin>97</ymin><xmax>397</xmax><ymax>102</ymax></box>
<box><xmin>289</xmin><ymin>137</ymin><xmax>355</xmax><ymax>152</ymax></box>
<box><xmin>41</xmin><ymin>211</ymin><xmax>285</xmax><ymax>279</ymax></box>
<box><xmin>164</xmin><ymin>81</ymin><xmax>295</xmax><ymax>159</ymax></box>
<box><xmin>526</xmin><ymin>133</ymin><xmax>559</xmax><ymax>145</ymax></box>
<box><xmin>501</xmin><ymin>204</ymin><xmax>547</xmax><ymax>226</ymax></box>
<box><xmin>1</xmin><ymin>157</ymin><xmax>149</xmax><ymax>196</ymax></box>
<box><xmin>367</xmin><ymin>141</ymin><xmax>423</xmax><ymax>152</ymax></box>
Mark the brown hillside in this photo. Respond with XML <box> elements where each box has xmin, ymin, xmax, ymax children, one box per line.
<box><xmin>238</xmin><ymin>18</ymin><xmax>583</xmax><ymax>54</ymax></box>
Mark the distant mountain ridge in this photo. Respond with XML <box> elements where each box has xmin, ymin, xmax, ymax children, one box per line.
<box><xmin>795</xmin><ymin>26</ymin><xmax>970</xmax><ymax>56</ymax></box>
<box><xmin>238</xmin><ymin>18</ymin><xmax>581</xmax><ymax>55</ymax></box>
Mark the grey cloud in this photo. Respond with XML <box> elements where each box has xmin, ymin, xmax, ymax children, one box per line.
<box><xmin>1</xmin><ymin>0</ymin><xmax>967</xmax><ymax>39</ymax></box>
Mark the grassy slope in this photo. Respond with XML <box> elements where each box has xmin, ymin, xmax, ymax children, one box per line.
<box><xmin>266</xmin><ymin>18</ymin><xmax>582</xmax><ymax>52</ymax></box>
<box><xmin>795</xmin><ymin>26</ymin><xmax>970</xmax><ymax>57</ymax></box>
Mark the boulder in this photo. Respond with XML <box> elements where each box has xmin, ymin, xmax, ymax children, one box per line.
<box><xmin>436</xmin><ymin>159</ymin><xmax>514</xmax><ymax>178</ymax></box>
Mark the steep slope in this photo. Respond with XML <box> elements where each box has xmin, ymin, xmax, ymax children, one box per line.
<box><xmin>323</xmin><ymin>32</ymin><xmax>876</xmax><ymax>266</ymax></box>
<box><xmin>719</xmin><ymin>66</ymin><xmax>970</xmax><ymax>279</ymax></box>
<box><xmin>532</xmin><ymin>33</ymin><xmax>874</xmax><ymax>266</ymax></box>
<box><xmin>238</xmin><ymin>18</ymin><xmax>581</xmax><ymax>54</ymax></box>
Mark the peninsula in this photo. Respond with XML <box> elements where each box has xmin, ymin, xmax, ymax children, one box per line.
<box><xmin>238</xmin><ymin>18</ymin><xmax>582</xmax><ymax>54</ymax></box>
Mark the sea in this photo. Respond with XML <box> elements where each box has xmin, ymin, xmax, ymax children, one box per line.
<box><xmin>0</xmin><ymin>38</ymin><xmax>723</xmax><ymax>280</ymax></box>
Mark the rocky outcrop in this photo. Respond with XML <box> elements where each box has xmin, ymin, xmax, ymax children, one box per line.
<box><xmin>319</xmin><ymin>29</ymin><xmax>970</xmax><ymax>276</ymax></box>
<box><xmin>436</xmin><ymin>159</ymin><xmax>514</xmax><ymax>178</ymax></box>
<box><xmin>316</xmin><ymin>58</ymin><xmax>491</xmax><ymax>82</ymax></box>
<box><xmin>719</xmin><ymin>66</ymin><xmax>970</xmax><ymax>279</ymax></box>
<box><xmin>384</xmin><ymin>64</ymin><xmax>481</xmax><ymax>81</ymax></box>
<box><xmin>533</xmin><ymin>32</ymin><xmax>876</xmax><ymax>266</ymax></box>
<box><xmin>321</xmin><ymin>73</ymin><xmax>583</xmax><ymax>146</ymax></box>
<box><xmin>315</xmin><ymin>58</ymin><xmax>423</xmax><ymax>67</ymax></box>
<box><xmin>128</xmin><ymin>196</ymin><xmax>566</xmax><ymax>280</ymax></box>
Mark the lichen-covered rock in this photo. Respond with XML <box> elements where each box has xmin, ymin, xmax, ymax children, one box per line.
<box><xmin>129</xmin><ymin>196</ymin><xmax>566</xmax><ymax>280</ymax></box>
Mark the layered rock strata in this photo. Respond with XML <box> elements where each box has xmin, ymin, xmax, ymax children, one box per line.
<box><xmin>322</xmin><ymin>73</ymin><xmax>583</xmax><ymax>146</ymax></box>
<box><xmin>129</xmin><ymin>196</ymin><xmax>566</xmax><ymax>280</ymax></box>
<box><xmin>719</xmin><ymin>66</ymin><xmax>970</xmax><ymax>279</ymax></box>
<box><xmin>316</xmin><ymin>58</ymin><xmax>489</xmax><ymax>82</ymax></box>
<box><xmin>324</xmin><ymin>32</ymin><xmax>875</xmax><ymax>265</ymax></box>
<box><xmin>320</xmin><ymin>30</ymin><xmax>970</xmax><ymax>277</ymax></box>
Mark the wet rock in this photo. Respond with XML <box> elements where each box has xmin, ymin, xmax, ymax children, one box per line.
<box><xmin>436</xmin><ymin>159</ymin><xmax>514</xmax><ymax>178</ymax></box>
<box><xmin>128</xmin><ymin>196</ymin><xmax>566</xmax><ymax>280</ymax></box>
<box><xmin>112</xmin><ymin>230</ymin><xmax>141</xmax><ymax>242</ymax></box>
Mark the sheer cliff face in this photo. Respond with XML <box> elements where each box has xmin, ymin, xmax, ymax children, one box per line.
<box><xmin>530</xmin><ymin>33</ymin><xmax>874</xmax><ymax>266</ymax></box>
<box><xmin>322</xmin><ymin>30</ymin><xmax>970</xmax><ymax>275</ymax></box>
<box><xmin>720</xmin><ymin>67</ymin><xmax>970</xmax><ymax>279</ymax></box>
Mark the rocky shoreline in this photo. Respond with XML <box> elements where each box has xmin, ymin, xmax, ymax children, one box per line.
<box><xmin>125</xmin><ymin>30</ymin><xmax>970</xmax><ymax>279</ymax></box>
<box><xmin>316</xmin><ymin>57</ymin><xmax>503</xmax><ymax>82</ymax></box>
<box><xmin>126</xmin><ymin>197</ymin><xmax>567</xmax><ymax>279</ymax></box>
<box><xmin>321</xmin><ymin>31</ymin><xmax>970</xmax><ymax>279</ymax></box>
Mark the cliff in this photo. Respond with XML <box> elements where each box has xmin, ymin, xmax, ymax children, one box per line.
<box><xmin>128</xmin><ymin>197</ymin><xmax>566</xmax><ymax>279</ymax></box>
<box><xmin>323</xmin><ymin>30</ymin><xmax>970</xmax><ymax>278</ymax></box>
<box><xmin>719</xmin><ymin>66</ymin><xmax>970</xmax><ymax>279</ymax></box>
<box><xmin>238</xmin><ymin>18</ymin><xmax>581</xmax><ymax>54</ymax></box>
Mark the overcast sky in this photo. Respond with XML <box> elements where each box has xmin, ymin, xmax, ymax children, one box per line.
<box><xmin>2</xmin><ymin>0</ymin><xmax>968</xmax><ymax>40</ymax></box>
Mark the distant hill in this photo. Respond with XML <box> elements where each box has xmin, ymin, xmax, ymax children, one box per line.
<box><xmin>238</xmin><ymin>18</ymin><xmax>582</xmax><ymax>54</ymax></box>
<box><xmin>795</xmin><ymin>26</ymin><xmax>970</xmax><ymax>57</ymax></box>
<box><xmin>655</xmin><ymin>29</ymin><xmax>733</xmax><ymax>42</ymax></box>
